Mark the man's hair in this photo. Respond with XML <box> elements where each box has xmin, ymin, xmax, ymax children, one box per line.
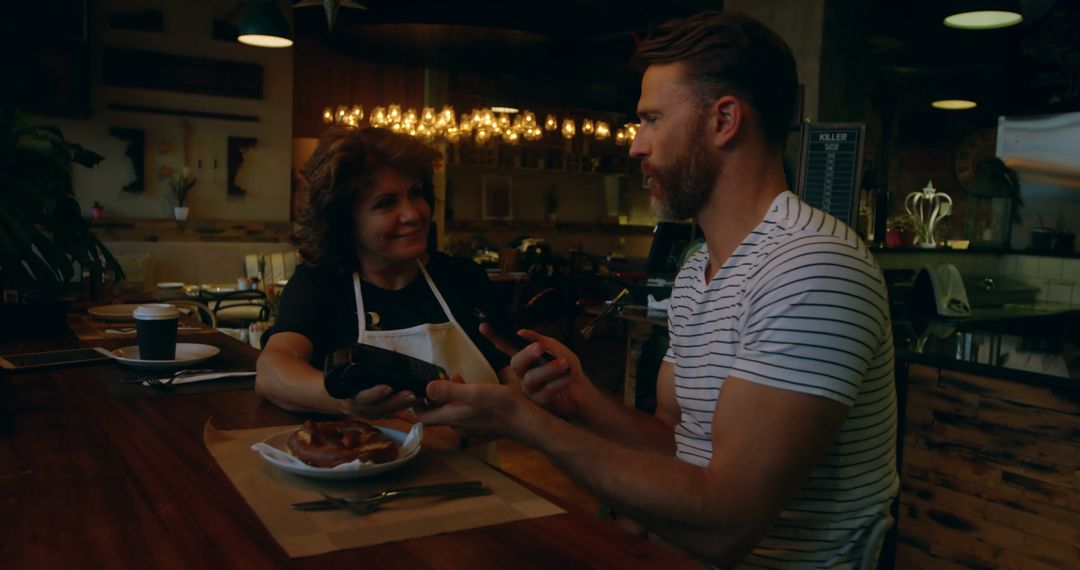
<box><xmin>292</xmin><ymin>126</ymin><xmax>440</xmax><ymax>268</ymax></box>
<box><xmin>635</xmin><ymin>12</ymin><xmax>798</xmax><ymax>147</ymax></box>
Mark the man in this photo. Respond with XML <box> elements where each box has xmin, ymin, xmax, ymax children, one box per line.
<box><xmin>418</xmin><ymin>12</ymin><xmax>897</xmax><ymax>568</ymax></box>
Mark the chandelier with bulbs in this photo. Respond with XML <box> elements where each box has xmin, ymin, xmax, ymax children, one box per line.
<box><xmin>322</xmin><ymin>104</ymin><xmax>639</xmax><ymax>146</ymax></box>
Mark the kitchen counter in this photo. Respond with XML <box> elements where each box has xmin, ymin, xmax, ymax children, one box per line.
<box><xmin>895</xmin><ymin>302</ymin><xmax>1080</xmax><ymax>392</ymax></box>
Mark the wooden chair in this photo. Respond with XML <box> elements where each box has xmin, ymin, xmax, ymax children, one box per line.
<box><xmin>210</xmin><ymin>290</ymin><xmax>270</xmax><ymax>328</ymax></box>
<box><xmin>858</xmin><ymin>511</ymin><xmax>895</xmax><ymax>570</ymax></box>
<box><xmin>171</xmin><ymin>300</ymin><xmax>217</xmax><ymax>328</ymax></box>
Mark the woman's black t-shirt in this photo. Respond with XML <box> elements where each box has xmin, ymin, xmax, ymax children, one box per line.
<box><xmin>266</xmin><ymin>252</ymin><xmax>511</xmax><ymax>372</ymax></box>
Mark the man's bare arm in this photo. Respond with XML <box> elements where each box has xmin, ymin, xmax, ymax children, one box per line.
<box><xmin>419</xmin><ymin>375</ymin><xmax>848</xmax><ymax>566</ymax></box>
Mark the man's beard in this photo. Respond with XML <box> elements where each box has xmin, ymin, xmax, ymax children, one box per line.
<box><xmin>646</xmin><ymin>118</ymin><xmax>719</xmax><ymax>221</ymax></box>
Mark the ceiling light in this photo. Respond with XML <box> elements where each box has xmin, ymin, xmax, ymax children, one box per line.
<box><xmin>490</xmin><ymin>106</ymin><xmax>519</xmax><ymax>114</ymax></box>
<box><xmin>238</xmin><ymin>0</ymin><xmax>294</xmax><ymax>48</ymax></box>
<box><xmin>944</xmin><ymin>10</ymin><xmax>1022</xmax><ymax>30</ymax></box>
<box><xmin>932</xmin><ymin>99</ymin><xmax>978</xmax><ymax>110</ymax></box>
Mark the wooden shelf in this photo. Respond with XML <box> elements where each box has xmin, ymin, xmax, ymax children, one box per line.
<box><xmin>89</xmin><ymin>218</ymin><xmax>290</xmax><ymax>243</ymax></box>
<box><xmin>446</xmin><ymin>220</ymin><xmax>654</xmax><ymax>236</ymax></box>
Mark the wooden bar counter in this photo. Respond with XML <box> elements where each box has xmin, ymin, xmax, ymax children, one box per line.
<box><xmin>0</xmin><ymin>327</ymin><xmax>697</xmax><ymax>568</ymax></box>
<box><xmin>894</xmin><ymin>310</ymin><xmax>1080</xmax><ymax>569</ymax></box>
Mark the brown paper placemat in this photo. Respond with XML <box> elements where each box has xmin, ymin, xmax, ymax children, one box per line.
<box><xmin>204</xmin><ymin>422</ymin><xmax>564</xmax><ymax>558</ymax></box>
<box><xmin>67</xmin><ymin>313</ymin><xmax>213</xmax><ymax>341</ymax></box>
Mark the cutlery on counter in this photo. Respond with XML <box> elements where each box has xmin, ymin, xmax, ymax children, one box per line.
<box><xmin>122</xmin><ymin>369</ymin><xmax>255</xmax><ymax>386</ymax></box>
<box><xmin>291</xmin><ymin>481</ymin><xmax>491</xmax><ymax>514</ymax></box>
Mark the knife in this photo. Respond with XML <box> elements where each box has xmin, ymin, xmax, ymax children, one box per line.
<box><xmin>291</xmin><ymin>481</ymin><xmax>489</xmax><ymax>511</ymax></box>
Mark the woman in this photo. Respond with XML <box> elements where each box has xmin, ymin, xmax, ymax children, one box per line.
<box><xmin>256</xmin><ymin>127</ymin><xmax>511</xmax><ymax>452</ymax></box>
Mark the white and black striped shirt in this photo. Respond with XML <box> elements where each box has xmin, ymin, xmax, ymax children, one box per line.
<box><xmin>665</xmin><ymin>191</ymin><xmax>898</xmax><ymax>568</ymax></box>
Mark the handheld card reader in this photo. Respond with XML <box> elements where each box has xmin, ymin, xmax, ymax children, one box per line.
<box><xmin>323</xmin><ymin>343</ymin><xmax>448</xmax><ymax>399</ymax></box>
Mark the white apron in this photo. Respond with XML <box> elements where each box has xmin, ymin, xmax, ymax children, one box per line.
<box><xmin>352</xmin><ymin>260</ymin><xmax>500</xmax><ymax>462</ymax></box>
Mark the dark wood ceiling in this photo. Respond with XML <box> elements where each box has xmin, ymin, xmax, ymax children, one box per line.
<box><xmin>293</xmin><ymin>0</ymin><xmax>1079</xmax><ymax>117</ymax></box>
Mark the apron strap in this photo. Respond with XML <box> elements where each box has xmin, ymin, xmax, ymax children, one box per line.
<box><xmin>352</xmin><ymin>272</ymin><xmax>366</xmax><ymax>342</ymax></box>
<box><xmin>416</xmin><ymin>259</ymin><xmax>458</xmax><ymax>325</ymax></box>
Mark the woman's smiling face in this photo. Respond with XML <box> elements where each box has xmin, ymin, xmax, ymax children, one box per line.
<box><xmin>353</xmin><ymin>168</ymin><xmax>431</xmax><ymax>268</ymax></box>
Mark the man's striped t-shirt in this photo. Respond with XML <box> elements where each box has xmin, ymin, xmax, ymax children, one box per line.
<box><xmin>664</xmin><ymin>191</ymin><xmax>898</xmax><ymax>568</ymax></box>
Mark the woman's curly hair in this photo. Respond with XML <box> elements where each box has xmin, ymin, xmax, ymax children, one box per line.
<box><xmin>292</xmin><ymin>127</ymin><xmax>441</xmax><ymax>269</ymax></box>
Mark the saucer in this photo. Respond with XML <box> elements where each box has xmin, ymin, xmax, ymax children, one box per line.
<box><xmin>87</xmin><ymin>304</ymin><xmax>140</xmax><ymax>321</ymax></box>
<box><xmin>110</xmin><ymin>343</ymin><xmax>221</xmax><ymax>370</ymax></box>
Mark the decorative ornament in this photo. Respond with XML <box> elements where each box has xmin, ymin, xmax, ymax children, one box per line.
<box><xmin>905</xmin><ymin>180</ymin><xmax>953</xmax><ymax>248</ymax></box>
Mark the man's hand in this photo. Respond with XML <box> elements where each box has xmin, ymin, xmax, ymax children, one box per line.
<box><xmin>480</xmin><ymin>324</ymin><xmax>598</xmax><ymax>420</ymax></box>
<box><xmin>415</xmin><ymin>375</ymin><xmax>535</xmax><ymax>439</ymax></box>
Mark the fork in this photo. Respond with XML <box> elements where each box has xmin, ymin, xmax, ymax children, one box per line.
<box><xmin>309</xmin><ymin>484</ymin><xmax>492</xmax><ymax>515</ymax></box>
<box><xmin>291</xmin><ymin>481</ymin><xmax>490</xmax><ymax>511</ymax></box>
<box><xmin>122</xmin><ymin>368</ymin><xmax>213</xmax><ymax>385</ymax></box>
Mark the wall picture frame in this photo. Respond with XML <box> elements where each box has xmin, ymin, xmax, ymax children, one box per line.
<box><xmin>481</xmin><ymin>175</ymin><xmax>513</xmax><ymax>220</ymax></box>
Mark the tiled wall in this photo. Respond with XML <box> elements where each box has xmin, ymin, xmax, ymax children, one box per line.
<box><xmin>873</xmin><ymin>250</ymin><xmax>1080</xmax><ymax>305</ymax></box>
<box><xmin>874</xmin><ymin>251</ymin><xmax>1000</xmax><ymax>276</ymax></box>
<box><xmin>998</xmin><ymin>254</ymin><xmax>1080</xmax><ymax>304</ymax></box>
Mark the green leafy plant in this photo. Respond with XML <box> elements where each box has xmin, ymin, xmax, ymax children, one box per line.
<box><xmin>0</xmin><ymin>107</ymin><xmax>123</xmax><ymax>301</ymax></box>
<box><xmin>170</xmin><ymin>166</ymin><xmax>197</xmax><ymax>207</ymax></box>
<box><xmin>887</xmin><ymin>213</ymin><xmax>919</xmax><ymax>233</ymax></box>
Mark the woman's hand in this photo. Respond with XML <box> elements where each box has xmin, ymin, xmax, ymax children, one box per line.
<box><xmin>480</xmin><ymin>324</ymin><xmax>597</xmax><ymax>421</ymax></box>
<box><xmin>342</xmin><ymin>385</ymin><xmax>419</xmax><ymax>418</ymax></box>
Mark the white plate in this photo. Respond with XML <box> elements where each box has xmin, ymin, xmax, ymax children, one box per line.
<box><xmin>110</xmin><ymin>343</ymin><xmax>221</xmax><ymax>370</ymax></box>
<box><xmin>156</xmin><ymin>282</ymin><xmax>185</xmax><ymax>289</ymax></box>
<box><xmin>252</xmin><ymin>425</ymin><xmax>421</xmax><ymax>480</ymax></box>
<box><xmin>87</xmin><ymin>304</ymin><xmax>140</xmax><ymax>321</ymax></box>
<box><xmin>200</xmin><ymin>284</ymin><xmax>237</xmax><ymax>294</ymax></box>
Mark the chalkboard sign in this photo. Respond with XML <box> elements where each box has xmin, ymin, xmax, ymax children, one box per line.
<box><xmin>795</xmin><ymin>123</ymin><xmax>866</xmax><ymax>228</ymax></box>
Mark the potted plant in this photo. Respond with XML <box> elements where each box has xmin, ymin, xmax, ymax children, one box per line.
<box><xmin>170</xmin><ymin>166</ymin><xmax>197</xmax><ymax>220</ymax></box>
<box><xmin>0</xmin><ymin>108</ymin><xmax>124</xmax><ymax>332</ymax></box>
<box><xmin>885</xmin><ymin>213</ymin><xmax>918</xmax><ymax>248</ymax></box>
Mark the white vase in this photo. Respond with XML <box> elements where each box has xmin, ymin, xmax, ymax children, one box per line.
<box><xmin>174</xmin><ymin>206</ymin><xmax>189</xmax><ymax>221</ymax></box>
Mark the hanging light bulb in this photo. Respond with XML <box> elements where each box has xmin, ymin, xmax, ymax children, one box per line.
<box><xmin>403</xmin><ymin>108</ymin><xmax>418</xmax><ymax>127</ymax></box>
<box><xmin>421</xmin><ymin>107</ymin><xmax>436</xmax><ymax>125</ymax></box>
<box><xmin>336</xmin><ymin>106</ymin><xmax>348</xmax><ymax>123</ymax></box>
<box><xmin>594</xmin><ymin>121</ymin><xmax>610</xmax><ymax>140</ymax></box>
<box><xmin>370</xmin><ymin>106</ymin><xmax>387</xmax><ymax>127</ymax></box>
<box><xmin>475</xmin><ymin>129</ymin><xmax>491</xmax><ymax>144</ymax></box>
<box><xmin>562</xmin><ymin>118</ymin><xmax>576</xmax><ymax>140</ymax></box>
<box><xmin>387</xmin><ymin>105</ymin><xmax>402</xmax><ymax>124</ymax></box>
<box><xmin>544</xmin><ymin>114</ymin><xmax>558</xmax><ymax>131</ymax></box>
<box><xmin>581</xmin><ymin>119</ymin><xmax>594</xmax><ymax>135</ymax></box>
<box><xmin>615</xmin><ymin>128</ymin><xmax>627</xmax><ymax>145</ymax></box>
<box><xmin>322</xmin><ymin>107</ymin><xmax>334</xmax><ymax>124</ymax></box>
<box><xmin>350</xmin><ymin>104</ymin><xmax>364</xmax><ymax>123</ymax></box>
